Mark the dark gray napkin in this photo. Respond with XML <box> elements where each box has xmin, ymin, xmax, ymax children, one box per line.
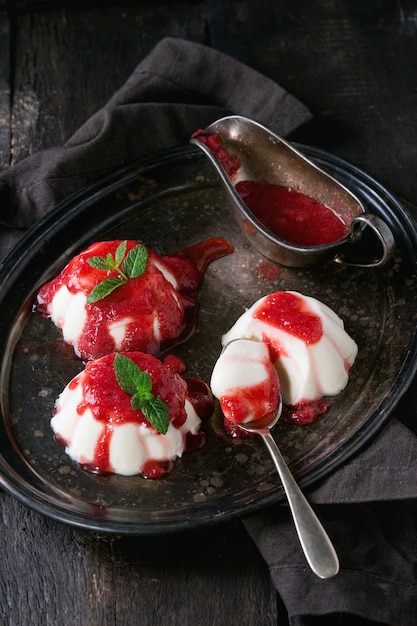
<box><xmin>0</xmin><ymin>36</ymin><xmax>310</xmax><ymax>246</ymax></box>
<box><xmin>0</xmin><ymin>36</ymin><xmax>416</xmax><ymax>626</ymax></box>
<box><xmin>244</xmin><ymin>418</ymin><xmax>417</xmax><ymax>626</ymax></box>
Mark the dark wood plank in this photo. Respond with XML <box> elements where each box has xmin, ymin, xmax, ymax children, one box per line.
<box><xmin>0</xmin><ymin>8</ymin><xmax>10</xmax><ymax>171</ymax></box>
<box><xmin>207</xmin><ymin>0</ymin><xmax>417</xmax><ymax>208</ymax></box>
<box><xmin>10</xmin><ymin>1</ymin><xmax>208</xmax><ymax>163</ymax></box>
<box><xmin>0</xmin><ymin>495</ymin><xmax>280</xmax><ymax>625</ymax></box>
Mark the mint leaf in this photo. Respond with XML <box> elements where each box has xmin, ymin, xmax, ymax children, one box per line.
<box><xmin>113</xmin><ymin>354</ymin><xmax>169</xmax><ymax>435</ymax></box>
<box><xmin>87</xmin><ymin>255</ymin><xmax>114</xmax><ymax>270</ymax></box>
<box><xmin>135</xmin><ymin>370</ymin><xmax>153</xmax><ymax>399</ymax></box>
<box><xmin>114</xmin><ymin>240</ymin><xmax>127</xmax><ymax>267</ymax></box>
<box><xmin>114</xmin><ymin>353</ymin><xmax>142</xmax><ymax>395</ymax></box>
<box><xmin>141</xmin><ymin>396</ymin><xmax>169</xmax><ymax>435</ymax></box>
<box><xmin>85</xmin><ymin>241</ymin><xmax>149</xmax><ymax>303</ymax></box>
<box><xmin>122</xmin><ymin>244</ymin><xmax>148</xmax><ymax>278</ymax></box>
<box><xmin>87</xmin><ymin>277</ymin><xmax>124</xmax><ymax>303</ymax></box>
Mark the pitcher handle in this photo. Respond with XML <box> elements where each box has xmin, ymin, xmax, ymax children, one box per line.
<box><xmin>335</xmin><ymin>213</ymin><xmax>395</xmax><ymax>268</ymax></box>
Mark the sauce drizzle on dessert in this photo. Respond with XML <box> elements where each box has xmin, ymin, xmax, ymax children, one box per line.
<box><xmin>36</xmin><ymin>238</ymin><xmax>233</xmax><ymax>361</ymax></box>
<box><xmin>52</xmin><ymin>351</ymin><xmax>213</xmax><ymax>478</ymax></box>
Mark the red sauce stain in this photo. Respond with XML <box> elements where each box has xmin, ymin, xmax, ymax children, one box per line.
<box><xmin>172</xmin><ymin>237</ymin><xmax>234</xmax><ymax>277</ymax></box>
<box><xmin>223</xmin><ymin>419</ymin><xmax>255</xmax><ymax>439</ymax></box>
<box><xmin>223</xmin><ymin>396</ymin><xmax>332</xmax><ymax>437</ymax></box>
<box><xmin>184</xmin><ymin>376</ymin><xmax>214</xmax><ymax>421</ymax></box>
<box><xmin>281</xmin><ymin>398</ymin><xmax>332</xmax><ymax>425</ymax></box>
<box><xmin>257</xmin><ymin>260</ymin><xmax>281</xmax><ymax>280</ymax></box>
<box><xmin>184</xmin><ymin>430</ymin><xmax>207</xmax><ymax>453</ymax></box>
<box><xmin>139</xmin><ymin>460</ymin><xmax>174</xmax><ymax>480</ymax></box>
<box><xmin>162</xmin><ymin>353</ymin><xmax>187</xmax><ymax>374</ymax></box>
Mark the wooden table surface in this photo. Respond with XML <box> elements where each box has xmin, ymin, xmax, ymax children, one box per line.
<box><xmin>1</xmin><ymin>1</ymin><xmax>416</xmax><ymax>624</ymax></box>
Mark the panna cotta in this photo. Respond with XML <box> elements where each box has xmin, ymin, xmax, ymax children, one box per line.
<box><xmin>210</xmin><ymin>338</ymin><xmax>280</xmax><ymax>430</ymax></box>
<box><xmin>36</xmin><ymin>238</ymin><xmax>233</xmax><ymax>361</ymax></box>
<box><xmin>52</xmin><ymin>351</ymin><xmax>213</xmax><ymax>478</ymax></box>
<box><xmin>216</xmin><ymin>291</ymin><xmax>358</xmax><ymax>407</ymax></box>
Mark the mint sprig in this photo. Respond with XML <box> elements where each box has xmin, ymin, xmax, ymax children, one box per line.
<box><xmin>86</xmin><ymin>241</ymin><xmax>148</xmax><ymax>303</ymax></box>
<box><xmin>113</xmin><ymin>354</ymin><xmax>169</xmax><ymax>435</ymax></box>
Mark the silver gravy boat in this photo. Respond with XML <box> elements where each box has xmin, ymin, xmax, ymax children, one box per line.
<box><xmin>191</xmin><ymin>115</ymin><xmax>395</xmax><ymax>268</ymax></box>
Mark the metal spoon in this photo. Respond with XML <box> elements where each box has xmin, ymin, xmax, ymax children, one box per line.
<box><xmin>239</xmin><ymin>400</ymin><xmax>340</xmax><ymax>579</ymax></box>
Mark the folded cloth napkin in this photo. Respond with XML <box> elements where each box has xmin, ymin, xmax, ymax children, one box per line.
<box><xmin>0</xmin><ymin>36</ymin><xmax>310</xmax><ymax>248</ymax></box>
<box><xmin>244</xmin><ymin>417</ymin><xmax>417</xmax><ymax>626</ymax></box>
<box><xmin>1</xmin><ymin>36</ymin><xmax>416</xmax><ymax>626</ymax></box>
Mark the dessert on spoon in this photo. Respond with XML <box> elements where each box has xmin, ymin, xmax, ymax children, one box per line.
<box><xmin>211</xmin><ymin>337</ymin><xmax>339</xmax><ymax>579</ymax></box>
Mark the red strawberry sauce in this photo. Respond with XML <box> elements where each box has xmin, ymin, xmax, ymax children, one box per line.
<box><xmin>254</xmin><ymin>292</ymin><xmax>330</xmax><ymax>424</ymax></box>
<box><xmin>192</xmin><ymin>130</ymin><xmax>240</xmax><ymax>178</ymax></box>
<box><xmin>253</xmin><ymin>291</ymin><xmax>323</xmax><ymax>360</ymax></box>
<box><xmin>236</xmin><ymin>180</ymin><xmax>348</xmax><ymax>246</ymax></box>
<box><xmin>193</xmin><ymin>129</ymin><xmax>349</xmax><ymax>247</ymax></box>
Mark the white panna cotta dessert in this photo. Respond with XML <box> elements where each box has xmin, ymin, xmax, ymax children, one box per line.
<box><xmin>210</xmin><ymin>338</ymin><xmax>280</xmax><ymax>427</ymax></box>
<box><xmin>36</xmin><ymin>238</ymin><xmax>233</xmax><ymax>361</ymax></box>
<box><xmin>214</xmin><ymin>291</ymin><xmax>358</xmax><ymax>407</ymax></box>
<box><xmin>52</xmin><ymin>351</ymin><xmax>212</xmax><ymax>478</ymax></box>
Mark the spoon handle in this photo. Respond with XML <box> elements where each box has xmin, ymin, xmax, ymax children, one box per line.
<box><xmin>261</xmin><ymin>431</ymin><xmax>339</xmax><ymax>579</ymax></box>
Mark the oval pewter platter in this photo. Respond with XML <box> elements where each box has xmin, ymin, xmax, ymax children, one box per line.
<box><xmin>0</xmin><ymin>144</ymin><xmax>416</xmax><ymax>534</ymax></box>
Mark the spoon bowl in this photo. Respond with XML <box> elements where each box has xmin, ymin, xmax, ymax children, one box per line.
<box><xmin>239</xmin><ymin>400</ymin><xmax>340</xmax><ymax>579</ymax></box>
<box><xmin>191</xmin><ymin>115</ymin><xmax>395</xmax><ymax>267</ymax></box>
